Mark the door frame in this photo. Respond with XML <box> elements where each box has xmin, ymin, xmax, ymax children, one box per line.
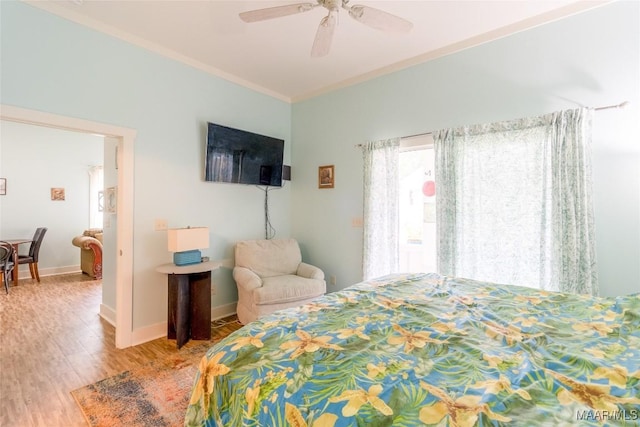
<box><xmin>1</xmin><ymin>104</ymin><xmax>136</xmax><ymax>348</ymax></box>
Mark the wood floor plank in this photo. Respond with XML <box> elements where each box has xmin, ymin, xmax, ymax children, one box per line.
<box><xmin>0</xmin><ymin>273</ymin><xmax>239</xmax><ymax>427</ymax></box>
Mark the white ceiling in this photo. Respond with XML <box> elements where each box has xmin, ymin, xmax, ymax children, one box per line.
<box><xmin>26</xmin><ymin>0</ymin><xmax>610</xmax><ymax>102</ymax></box>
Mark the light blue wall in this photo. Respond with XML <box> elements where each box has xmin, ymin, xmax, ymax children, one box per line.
<box><xmin>1</xmin><ymin>1</ymin><xmax>292</xmax><ymax>328</ymax></box>
<box><xmin>291</xmin><ymin>1</ymin><xmax>640</xmax><ymax>296</ymax></box>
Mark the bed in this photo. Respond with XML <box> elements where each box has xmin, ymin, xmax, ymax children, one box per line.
<box><xmin>184</xmin><ymin>273</ymin><xmax>640</xmax><ymax>426</ymax></box>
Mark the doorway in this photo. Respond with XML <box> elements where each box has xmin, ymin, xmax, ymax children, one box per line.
<box><xmin>1</xmin><ymin>105</ymin><xmax>135</xmax><ymax>348</ymax></box>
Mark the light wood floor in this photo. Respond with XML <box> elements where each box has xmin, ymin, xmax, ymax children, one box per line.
<box><xmin>0</xmin><ymin>273</ymin><xmax>239</xmax><ymax>427</ymax></box>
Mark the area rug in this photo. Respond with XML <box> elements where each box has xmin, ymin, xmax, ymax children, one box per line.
<box><xmin>71</xmin><ymin>318</ymin><xmax>242</xmax><ymax>427</ymax></box>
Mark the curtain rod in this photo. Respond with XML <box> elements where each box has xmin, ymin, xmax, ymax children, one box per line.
<box><xmin>354</xmin><ymin>132</ymin><xmax>430</xmax><ymax>148</ymax></box>
<box><xmin>594</xmin><ymin>100</ymin><xmax>629</xmax><ymax>111</ymax></box>
<box><xmin>354</xmin><ymin>101</ymin><xmax>629</xmax><ymax>148</ymax></box>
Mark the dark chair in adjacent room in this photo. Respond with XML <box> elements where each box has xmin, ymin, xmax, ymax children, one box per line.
<box><xmin>17</xmin><ymin>227</ymin><xmax>47</xmax><ymax>282</ymax></box>
<box><xmin>0</xmin><ymin>241</ymin><xmax>15</xmax><ymax>294</ymax></box>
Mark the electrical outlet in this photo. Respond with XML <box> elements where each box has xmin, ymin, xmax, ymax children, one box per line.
<box><xmin>154</xmin><ymin>219</ymin><xmax>168</xmax><ymax>231</ymax></box>
<box><xmin>351</xmin><ymin>217</ymin><xmax>363</xmax><ymax>227</ymax></box>
<box><xmin>330</xmin><ymin>275</ymin><xmax>337</xmax><ymax>286</ymax></box>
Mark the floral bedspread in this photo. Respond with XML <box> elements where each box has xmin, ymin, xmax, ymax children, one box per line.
<box><xmin>185</xmin><ymin>273</ymin><xmax>640</xmax><ymax>426</ymax></box>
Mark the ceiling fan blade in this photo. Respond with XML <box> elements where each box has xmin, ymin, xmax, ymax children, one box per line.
<box><xmin>239</xmin><ymin>3</ymin><xmax>316</xmax><ymax>23</ymax></box>
<box><xmin>311</xmin><ymin>12</ymin><xmax>336</xmax><ymax>58</ymax></box>
<box><xmin>347</xmin><ymin>4</ymin><xmax>413</xmax><ymax>33</ymax></box>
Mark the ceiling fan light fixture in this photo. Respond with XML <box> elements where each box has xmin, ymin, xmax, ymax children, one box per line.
<box><xmin>321</xmin><ymin>0</ymin><xmax>340</xmax><ymax>12</ymax></box>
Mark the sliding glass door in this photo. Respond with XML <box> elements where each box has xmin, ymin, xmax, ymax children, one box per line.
<box><xmin>399</xmin><ymin>137</ymin><xmax>436</xmax><ymax>273</ymax></box>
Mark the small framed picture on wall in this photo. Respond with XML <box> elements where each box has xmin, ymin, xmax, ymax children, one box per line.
<box><xmin>105</xmin><ymin>186</ymin><xmax>117</xmax><ymax>213</ymax></box>
<box><xmin>318</xmin><ymin>165</ymin><xmax>334</xmax><ymax>189</ymax></box>
<box><xmin>0</xmin><ymin>178</ymin><xmax>6</xmax><ymax>195</ymax></box>
<box><xmin>51</xmin><ymin>187</ymin><xmax>65</xmax><ymax>201</ymax></box>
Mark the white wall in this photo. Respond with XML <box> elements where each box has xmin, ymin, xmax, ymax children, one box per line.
<box><xmin>291</xmin><ymin>0</ymin><xmax>640</xmax><ymax>297</ymax></box>
<box><xmin>0</xmin><ymin>121</ymin><xmax>103</xmax><ymax>276</ymax></box>
<box><xmin>102</xmin><ymin>137</ymin><xmax>119</xmax><ymax>312</ymax></box>
<box><xmin>1</xmin><ymin>1</ymin><xmax>292</xmax><ymax>332</ymax></box>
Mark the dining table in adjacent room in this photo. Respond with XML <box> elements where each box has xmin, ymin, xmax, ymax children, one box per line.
<box><xmin>1</xmin><ymin>239</ymin><xmax>32</xmax><ymax>286</ymax></box>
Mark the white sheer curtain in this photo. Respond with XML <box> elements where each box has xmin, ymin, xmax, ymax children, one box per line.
<box><xmin>434</xmin><ymin>108</ymin><xmax>598</xmax><ymax>295</ymax></box>
<box><xmin>88</xmin><ymin>165</ymin><xmax>103</xmax><ymax>229</ymax></box>
<box><xmin>362</xmin><ymin>138</ymin><xmax>400</xmax><ymax>280</ymax></box>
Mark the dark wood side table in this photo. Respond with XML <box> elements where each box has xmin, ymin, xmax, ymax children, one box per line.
<box><xmin>156</xmin><ymin>261</ymin><xmax>221</xmax><ymax>349</ymax></box>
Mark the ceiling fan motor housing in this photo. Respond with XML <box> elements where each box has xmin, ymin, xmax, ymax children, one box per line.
<box><xmin>319</xmin><ymin>0</ymin><xmax>341</xmax><ymax>12</ymax></box>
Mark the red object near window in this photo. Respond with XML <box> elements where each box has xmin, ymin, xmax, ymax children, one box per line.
<box><xmin>422</xmin><ymin>180</ymin><xmax>436</xmax><ymax>197</ymax></box>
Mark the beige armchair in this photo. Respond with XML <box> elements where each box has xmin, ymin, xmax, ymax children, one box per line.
<box><xmin>233</xmin><ymin>238</ymin><xmax>326</xmax><ymax>324</ymax></box>
<box><xmin>72</xmin><ymin>229</ymin><xmax>103</xmax><ymax>279</ymax></box>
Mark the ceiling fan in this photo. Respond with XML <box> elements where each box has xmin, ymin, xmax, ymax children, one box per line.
<box><xmin>239</xmin><ymin>0</ymin><xmax>413</xmax><ymax>57</ymax></box>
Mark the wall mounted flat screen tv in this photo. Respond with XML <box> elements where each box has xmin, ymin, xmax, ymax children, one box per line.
<box><xmin>205</xmin><ymin>123</ymin><xmax>284</xmax><ymax>187</ymax></box>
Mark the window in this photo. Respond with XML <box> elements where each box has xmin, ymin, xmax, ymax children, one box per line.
<box><xmin>89</xmin><ymin>166</ymin><xmax>104</xmax><ymax>229</ymax></box>
<box><xmin>399</xmin><ymin>135</ymin><xmax>436</xmax><ymax>273</ymax></box>
<box><xmin>433</xmin><ymin>108</ymin><xmax>598</xmax><ymax>295</ymax></box>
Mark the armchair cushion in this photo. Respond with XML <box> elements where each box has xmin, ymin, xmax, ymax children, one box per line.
<box><xmin>233</xmin><ymin>238</ymin><xmax>326</xmax><ymax>324</ymax></box>
<box><xmin>255</xmin><ymin>275</ymin><xmax>325</xmax><ymax>305</ymax></box>
<box><xmin>83</xmin><ymin>228</ymin><xmax>103</xmax><ymax>240</ymax></box>
<box><xmin>235</xmin><ymin>238</ymin><xmax>302</xmax><ymax>277</ymax></box>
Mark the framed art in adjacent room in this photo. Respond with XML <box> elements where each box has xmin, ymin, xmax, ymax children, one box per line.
<box><xmin>105</xmin><ymin>186</ymin><xmax>117</xmax><ymax>213</ymax></box>
<box><xmin>0</xmin><ymin>178</ymin><xmax>5</xmax><ymax>195</ymax></box>
<box><xmin>318</xmin><ymin>165</ymin><xmax>334</xmax><ymax>189</ymax></box>
<box><xmin>51</xmin><ymin>187</ymin><xmax>65</xmax><ymax>201</ymax></box>
<box><xmin>97</xmin><ymin>190</ymin><xmax>104</xmax><ymax>212</ymax></box>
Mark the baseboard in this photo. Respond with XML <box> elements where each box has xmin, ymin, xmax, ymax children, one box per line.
<box><xmin>212</xmin><ymin>302</ymin><xmax>237</xmax><ymax>320</ymax></box>
<box><xmin>15</xmin><ymin>265</ymin><xmax>81</xmax><ymax>279</ymax></box>
<box><xmin>131</xmin><ymin>321</ymin><xmax>166</xmax><ymax>347</ymax></box>
<box><xmin>99</xmin><ymin>303</ymin><xmax>116</xmax><ymax>326</ymax></box>
<box><xmin>130</xmin><ymin>302</ymin><xmax>238</xmax><ymax>347</ymax></box>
